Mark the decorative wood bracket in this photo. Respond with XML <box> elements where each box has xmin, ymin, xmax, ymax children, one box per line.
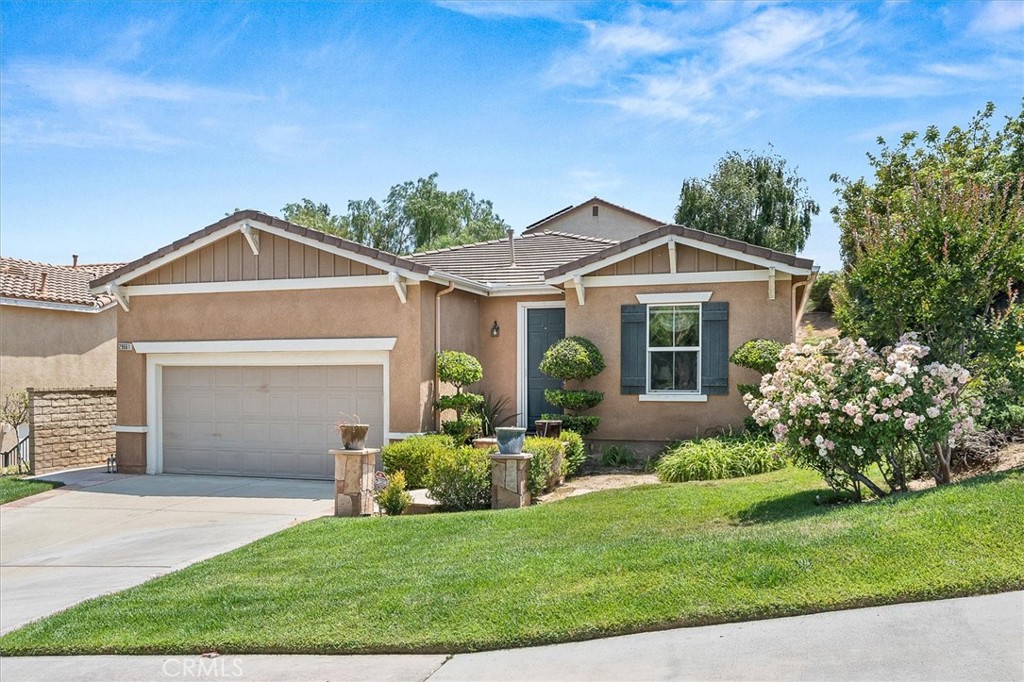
<box><xmin>388</xmin><ymin>272</ymin><xmax>407</xmax><ymax>304</ymax></box>
<box><xmin>668</xmin><ymin>240</ymin><xmax>677</xmax><ymax>274</ymax></box>
<box><xmin>106</xmin><ymin>283</ymin><xmax>130</xmax><ymax>312</ymax></box>
<box><xmin>573</xmin><ymin>274</ymin><xmax>585</xmax><ymax>306</ymax></box>
<box><xmin>768</xmin><ymin>267</ymin><xmax>777</xmax><ymax>301</ymax></box>
<box><xmin>240</xmin><ymin>223</ymin><xmax>260</xmax><ymax>256</ymax></box>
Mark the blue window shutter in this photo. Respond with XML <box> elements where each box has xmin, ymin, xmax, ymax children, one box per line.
<box><xmin>621</xmin><ymin>304</ymin><xmax>646</xmax><ymax>395</ymax></box>
<box><xmin>701</xmin><ymin>301</ymin><xmax>729</xmax><ymax>396</ymax></box>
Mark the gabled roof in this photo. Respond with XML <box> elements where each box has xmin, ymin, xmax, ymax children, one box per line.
<box><xmin>0</xmin><ymin>257</ymin><xmax>123</xmax><ymax>310</ymax></box>
<box><xmin>522</xmin><ymin>196</ymin><xmax>664</xmax><ymax>235</ymax></box>
<box><xmin>92</xmin><ymin>210</ymin><xmax>431</xmax><ymax>289</ymax></box>
<box><xmin>544</xmin><ymin>224</ymin><xmax>816</xmax><ymax>281</ymax></box>
<box><xmin>409</xmin><ymin>231</ymin><xmax>616</xmax><ymax>287</ymax></box>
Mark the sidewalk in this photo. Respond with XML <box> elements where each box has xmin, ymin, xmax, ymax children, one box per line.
<box><xmin>1</xmin><ymin>591</ymin><xmax>1021</xmax><ymax>681</ymax></box>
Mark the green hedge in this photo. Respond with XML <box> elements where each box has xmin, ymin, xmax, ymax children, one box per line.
<box><xmin>381</xmin><ymin>435</ymin><xmax>454</xmax><ymax>489</ymax></box>
<box><xmin>560</xmin><ymin>430</ymin><xmax>586</xmax><ymax>478</ymax></box>
<box><xmin>426</xmin><ymin>446</ymin><xmax>491</xmax><ymax>511</ymax></box>
<box><xmin>656</xmin><ymin>436</ymin><xmax>787</xmax><ymax>483</ymax></box>
<box><xmin>523</xmin><ymin>436</ymin><xmax>563</xmax><ymax>498</ymax></box>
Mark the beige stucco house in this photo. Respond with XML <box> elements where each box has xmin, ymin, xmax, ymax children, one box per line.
<box><xmin>92</xmin><ymin>200</ymin><xmax>815</xmax><ymax>478</ymax></box>
<box><xmin>0</xmin><ymin>257</ymin><xmax>121</xmax><ymax>451</ymax></box>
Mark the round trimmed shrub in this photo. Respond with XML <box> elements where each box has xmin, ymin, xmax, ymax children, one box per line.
<box><xmin>543</xmin><ymin>389</ymin><xmax>604</xmax><ymax>412</ymax></box>
<box><xmin>434</xmin><ymin>393</ymin><xmax>484</xmax><ymax>413</ymax></box>
<box><xmin>539</xmin><ymin>337</ymin><xmax>605</xmax><ymax>381</ymax></box>
<box><xmin>426</xmin><ymin>446</ymin><xmax>491</xmax><ymax>511</ymax></box>
<box><xmin>381</xmin><ymin>434</ymin><xmax>454</xmax><ymax>489</ymax></box>
<box><xmin>437</xmin><ymin>351</ymin><xmax>483</xmax><ymax>388</ymax></box>
<box><xmin>441</xmin><ymin>415</ymin><xmax>482</xmax><ymax>444</ymax></box>
<box><xmin>729</xmin><ymin>338</ymin><xmax>784</xmax><ymax>376</ymax></box>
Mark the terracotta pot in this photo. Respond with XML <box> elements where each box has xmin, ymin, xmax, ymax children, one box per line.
<box><xmin>339</xmin><ymin>423</ymin><xmax>370</xmax><ymax>450</ymax></box>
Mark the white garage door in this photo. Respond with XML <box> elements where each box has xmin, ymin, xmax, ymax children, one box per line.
<box><xmin>162</xmin><ymin>365</ymin><xmax>384</xmax><ymax>479</ymax></box>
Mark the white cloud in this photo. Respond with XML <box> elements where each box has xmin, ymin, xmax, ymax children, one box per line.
<box><xmin>436</xmin><ymin>1</ymin><xmax>575</xmax><ymax>21</ymax></box>
<box><xmin>720</xmin><ymin>7</ymin><xmax>854</xmax><ymax>67</ymax></box>
<box><xmin>586</xmin><ymin>22</ymin><xmax>681</xmax><ymax>56</ymax></box>
<box><xmin>968</xmin><ymin>1</ymin><xmax>1024</xmax><ymax>34</ymax></box>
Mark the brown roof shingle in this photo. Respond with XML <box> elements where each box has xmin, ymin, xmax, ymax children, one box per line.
<box><xmin>0</xmin><ymin>257</ymin><xmax>124</xmax><ymax>308</ymax></box>
<box><xmin>409</xmin><ymin>231</ymin><xmax>616</xmax><ymax>287</ymax></box>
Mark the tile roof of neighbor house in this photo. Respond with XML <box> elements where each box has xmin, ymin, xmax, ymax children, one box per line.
<box><xmin>543</xmin><ymin>224</ymin><xmax>816</xmax><ymax>279</ymax></box>
<box><xmin>522</xmin><ymin>196</ymin><xmax>665</xmax><ymax>234</ymax></box>
<box><xmin>408</xmin><ymin>231</ymin><xmax>618</xmax><ymax>286</ymax></box>
<box><xmin>0</xmin><ymin>257</ymin><xmax>124</xmax><ymax>308</ymax></box>
<box><xmin>91</xmin><ymin>210</ymin><xmax>431</xmax><ymax>288</ymax></box>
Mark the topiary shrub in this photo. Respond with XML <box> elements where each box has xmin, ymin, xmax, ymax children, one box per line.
<box><xmin>730</xmin><ymin>338</ymin><xmax>784</xmax><ymax>376</ymax></box>
<box><xmin>381</xmin><ymin>434</ymin><xmax>454</xmax><ymax>489</ymax></box>
<box><xmin>441</xmin><ymin>416</ymin><xmax>482</xmax><ymax>444</ymax></box>
<box><xmin>655</xmin><ymin>436</ymin><xmax>786</xmax><ymax>483</ymax></box>
<box><xmin>375</xmin><ymin>470</ymin><xmax>412</xmax><ymax>516</ymax></box>
<box><xmin>426</xmin><ymin>445</ymin><xmax>491</xmax><ymax>511</ymax></box>
<box><xmin>436</xmin><ymin>350</ymin><xmax>485</xmax><ymax>443</ymax></box>
<box><xmin>539</xmin><ymin>336</ymin><xmax>606</xmax><ymax>437</ymax></box>
<box><xmin>559</xmin><ymin>430</ymin><xmax>586</xmax><ymax>478</ymax></box>
<box><xmin>523</xmin><ymin>436</ymin><xmax>563</xmax><ymax>496</ymax></box>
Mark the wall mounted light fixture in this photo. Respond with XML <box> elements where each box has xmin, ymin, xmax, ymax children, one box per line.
<box><xmin>490</xmin><ymin>320</ymin><xmax>500</xmax><ymax>337</ymax></box>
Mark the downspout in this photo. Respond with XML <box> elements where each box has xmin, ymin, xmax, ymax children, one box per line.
<box><xmin>791</xmin><ymin>268</ymin><xmax>818</xmax><ymax>340</ymax></box>
<box><xmin>435</xmin><ymin>281</ymin><xmax>456</xmax><ymax>430</ymax></box>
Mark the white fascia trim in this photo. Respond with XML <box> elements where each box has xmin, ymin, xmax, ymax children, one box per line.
<box><xmin>636</xmin><ymin>292</ymin><xmax>713</xmax><ymax>304</ymax></box>
<box><xmin>487</xmin><ymin>284</ymin><xmax>564</xmax><ymax>297</ymax></box>
<box><xmin>122</xmin><ymin>275</ymin><xmax>396</xmax><ymax>297</ymax></box>
<box><xmin>112</xmin><ymin>425</ymin><xmax>149</xmax><ymax>433</ymax></box>
<box><xmin>0</xmin><ymin>297</ymin><xmax>116</xmax><ymax>314</ymax></box>
<box><xmin>638</xmin><ymin>393</ymin><xmax>709</xmax><ymax>403</ymax></box>
<box><xmin>133</xmin><ymin>338</ymin><xmax>397</xmax><ymax>355</ymax></box>
<box><xmin>426</xmin><ymin>271</ymin><xmax>490</xmax><ymax>295</ymax></box>
<box><xmin>548</xmin><ymin>234</ymin><xmax>811</xmax><ymax>284</ymax></box>
<box><xmin>584</xmin><ymin>270</ymin><xmax>791</xmax><ymax>288</ymax></box>
<box><xmin>95</xmin><ymin>219</ymin><xmax>429</xmax><ymax>292</ymax></box>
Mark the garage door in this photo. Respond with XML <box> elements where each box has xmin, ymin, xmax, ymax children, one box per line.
<box><xmin>162</xmin><ymin>365</ymin><xmax>384</xmax><ymax>479</ymax></box>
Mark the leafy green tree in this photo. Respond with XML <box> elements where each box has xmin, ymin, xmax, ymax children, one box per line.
<box><xmin>674</xmin><ymin>149</ymin><xmax>819</xmax><ymax>253</ymax></box>
<box><xmin>831</xmin><ymin>101</ymin><xmax>1024</xmax><ymax>362</ymax></box>
<box><xmin>282</xmin><ymin>173</ymin><xmax>509</xmax><ymax>254</ymax></box>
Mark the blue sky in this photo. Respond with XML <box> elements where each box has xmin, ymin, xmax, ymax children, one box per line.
<box><xmin>1</xmin><ymin>1</ymin><xmax>1022</xmax><ymax>270</ymax></box>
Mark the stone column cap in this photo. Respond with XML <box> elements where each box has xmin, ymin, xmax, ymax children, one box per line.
<box><xmin>328</xmin><ymin>448</ymin><xmax>380</xmax><ymax>455</ymax></box>
<box><xmin>488</xmin><ymin>452</ymin><xmax>533</xmax><ymax>461</ymax></box>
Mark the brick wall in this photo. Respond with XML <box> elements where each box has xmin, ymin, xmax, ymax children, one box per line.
<box><xmin>28</xmin><ymin>387</ymin><xmax>116</xmax><ymax>474</ymax></box>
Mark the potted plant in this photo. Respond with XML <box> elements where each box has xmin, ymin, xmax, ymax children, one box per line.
<box><xmin>494</xmin><ymin>426</ymin><xmax>526</xmax><ymax>454</ymax></box>
<box><xmin>336</xmin><ymin>413</ymin><xmax>370</xmax><ymax>450</ymax></box>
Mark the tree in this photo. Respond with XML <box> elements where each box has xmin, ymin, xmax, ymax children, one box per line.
<box><xmin>674</xmin><ymin>149</ymin><xmax>819</xmax><ymax>253</ymax></box>
<box><xmin>831</xmin><ymin>101</ymin><xmax>1024</xmax><ymax>362</ymax></box>
<box><xmin>282</xmin><ymin>173</ymin><xmax>509</xmax><ymax>254</ymax></box>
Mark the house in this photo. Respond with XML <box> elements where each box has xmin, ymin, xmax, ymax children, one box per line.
<box><xmin>0</xmin><ymin>257</ymin><xmax>121</xmax><ymax>452</ymax></box>
<box><xmin>91</xmin><ymin>202</ymin><xmax>815</xmax><ymax>478</ymax></box>
<box><xmin>521</xmin><ymin>197</ymin><xmax>664</xmax><ymax>241</ymax></box>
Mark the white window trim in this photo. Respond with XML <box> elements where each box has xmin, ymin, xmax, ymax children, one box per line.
<box><xmin>515</xmin><ymin>300</ymin><xmax>566</xmax><ymax>429</ymax></box>
<box><xmin>144</xmin><ymin>347</ymin><xmax>390</xmax><ymax>475</ymax></box>
<box><xmin>638</xmin><ymin>393</ymin><xmax>708</xmax><ymax>403</ymax></box>
<box><xmin>645</xmin><ymin>304</ymin><xmax>702</xmax><ymax>396</ymax></box>
<box><xmin>636</xmin><ymin>292</ymin><xmax>712</xmax><ymax>304</ymax></box>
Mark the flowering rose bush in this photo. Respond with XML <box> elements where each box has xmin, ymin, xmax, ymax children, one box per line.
<box><xmin>745</xmin><ymin>334</ymin><xmax>980</xmax><ymax>500</ymax></box>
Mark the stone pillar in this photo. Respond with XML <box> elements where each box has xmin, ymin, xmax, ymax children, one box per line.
<box><xmin>489</xmin><ymin>453</ymin><xmax>532</xmax><ymax>509</ymax></box>
<box><xmin>330</xmin><ymin>448</ymin><xmax>379</xmax><ymax>517</ymax></box>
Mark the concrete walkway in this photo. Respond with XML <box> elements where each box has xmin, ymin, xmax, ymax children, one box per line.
<box><xmin>0</xmin><ymin>468</ymin><xmax>332</xmax><ymax>634</ymax></box>
<box><xmin>1</xmin><ymin>591</ymin><xmax>1020</xmax><ymax>681</ymax></box>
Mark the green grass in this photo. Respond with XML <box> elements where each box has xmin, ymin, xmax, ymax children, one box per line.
<box><xmin>2</xmin><ymin>467</ymin><xmax>1022</xmax><ymax>655</ymax></box>
<box><xmin>0</xmin><ymin>477</ymin><xmax>62</xmax><ymax>505</ymax></box>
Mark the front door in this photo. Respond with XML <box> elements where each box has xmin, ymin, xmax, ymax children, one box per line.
<box><xmin>526</xmin><ymin>307</ymin><xmax>565</xmax><ymax>428</ymax></box>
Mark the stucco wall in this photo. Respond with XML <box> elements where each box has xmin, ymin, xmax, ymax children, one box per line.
<box><xmin>525</xmin><ymin>202</ymin><xmax>661</xmax><ymax>241</ymax></box>
<box><xmin>0</xmin><ymin>305</ymin><xmax>117</xmax><ymax>402</ymax></box>
<box><xmin>565</xmin><ymin>280</ymin><xmax>795</xmax><ymax>445</ymax></box>
<box><xmin>114</xmin><ymin>285</ymin><xmax>432</xmax><ymax>473</ymax></box>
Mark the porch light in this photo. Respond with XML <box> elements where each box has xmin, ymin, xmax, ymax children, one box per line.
<box><xmin>490</xmin><ymin>320</ymin><xmax>500</xmax><ymax>337</ymax></box>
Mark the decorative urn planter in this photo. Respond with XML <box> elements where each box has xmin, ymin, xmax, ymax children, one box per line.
<box><xmin>494</xmin><ymin>427</ymin><xmax>527</xmax><ymax>455</ymax></box>
<box><xmin>534</xmin><ymin>419</ymin><xmax>562</xmax><ymax>438</ymax></box>
<box><xmin>338</xmin><ymin>423</ymin><xmax>370</xmax><ymax>450</ymax></box>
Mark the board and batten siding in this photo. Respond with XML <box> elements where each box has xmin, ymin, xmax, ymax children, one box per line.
<box><xmin>129</xmin><ymin>232</ymin><xmax>384</xmax><ymax>286</ymax></box>
<box><xmin>593</xmin><ymin>244</ymin><xmax>757</xmax><ymax>276</ymax></box>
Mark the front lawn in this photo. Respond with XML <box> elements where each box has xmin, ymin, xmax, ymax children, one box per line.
<box><xmin>1</xmin><ymin>467</ymin><xmax>1022</xmax><ymax>655</ymax></box>
<box><xmin>0</xmin><ymin>477</ymin><xmax>62</xmax><ymax>505</ymax></box>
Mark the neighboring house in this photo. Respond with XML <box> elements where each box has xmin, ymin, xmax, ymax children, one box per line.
<box><xmin>92</xmin><ymin>202</ymin><xmax>815</xmax><ymax>478</ymax></box>
<box><xmin>521</xmin><ymin>197</ymin><xmax>664</xmax><ymax>241</ymax></box>
<box><xmin>0</xmin><ymin>257</ymin><xmax>121</xmax><ymax>450</ymax></box>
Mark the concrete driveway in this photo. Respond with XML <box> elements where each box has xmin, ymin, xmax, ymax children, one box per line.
<box><xmin>0</xmin><ymin>468</ymin><xmax>332</xmax><ymax>634</ymax></box>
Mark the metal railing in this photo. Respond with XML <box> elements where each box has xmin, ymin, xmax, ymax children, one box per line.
<box><xmin>1</xmin><ymin>435</ymin><xmax>30</xmax><ymax>472</ymax></box>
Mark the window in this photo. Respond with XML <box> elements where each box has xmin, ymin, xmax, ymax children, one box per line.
<box><xmin>647</xmin><ymin>304</ymin><xmax>700</xmax><ymax>392</ymax></box>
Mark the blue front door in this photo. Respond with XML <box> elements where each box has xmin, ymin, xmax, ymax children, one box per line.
<box><xmin>526</xmin><ymin>307</ymin><xmax>565</xmax><ymax>428</ymax></box>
